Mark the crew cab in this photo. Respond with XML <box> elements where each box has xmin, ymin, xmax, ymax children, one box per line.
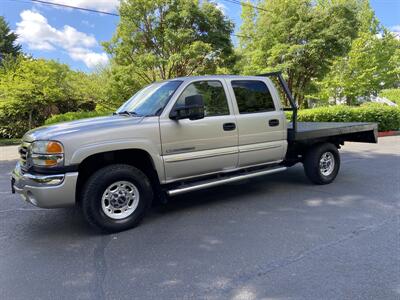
<box><xmin>11</xmin><ymin>73</ymin><xmax>378</xmax><ymax>232</ymax></box>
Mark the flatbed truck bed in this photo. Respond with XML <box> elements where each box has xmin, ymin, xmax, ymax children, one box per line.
<box><xmin>288</xmin><ymin>122</ymin><xmax>378</xmax><ymax>143</ymax></box>
<box><xmin>257</xmin><ymin>72</ymin><xmax>378</xmax><ymax>146</ymax></box>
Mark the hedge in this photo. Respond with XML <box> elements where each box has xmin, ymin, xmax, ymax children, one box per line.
<box><xmin>45</xmin><ymin>110</ymin><xmax>112</xmax><ymax>125</ymax></box>
<box><xmin>379</xmin><ymin>89</ymin><xmax>400</xmax><ymax>105</ymax></box>
<box><xmin>289</xmin><ymin>104</ymin><xmax>400</xmax><ymax>132</ymax></box>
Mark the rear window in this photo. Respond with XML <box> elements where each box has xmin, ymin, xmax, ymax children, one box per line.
<box><xmin>232</xmin><ymin>80</ymin><xmax>275</xmax><ymax>114</ymax></box>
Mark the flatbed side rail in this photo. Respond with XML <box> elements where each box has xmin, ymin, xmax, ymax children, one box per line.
<box><xmin>257</xmin><ymin>71</ymin><xmax>298</xmax><ymax>132</ymax></box>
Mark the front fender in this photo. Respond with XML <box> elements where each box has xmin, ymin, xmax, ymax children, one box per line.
<box><xmin>69</xmin><ymin>139</ymin><xmax>165</xmax><ymax>182</ymax></box>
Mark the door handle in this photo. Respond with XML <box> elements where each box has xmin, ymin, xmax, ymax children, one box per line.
<box><xmin>223</xmin><ymin>123</ymin><xmax>236</xmax><ymax>131</ymax></box>
<box><xmin>269</xmin><ymin>119</ymin><xmax>280</xmax><ymax>127</ymax></box>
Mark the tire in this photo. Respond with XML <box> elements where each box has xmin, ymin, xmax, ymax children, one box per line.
<box><xmin>303</xmin><ymin>143</ymin><xmax>340</xmax><ymax>185</ymax></box>
<box><xmin>81</xmin><ymin>164</ymin><xmax>153</xmax><ymax>233</ymax></box>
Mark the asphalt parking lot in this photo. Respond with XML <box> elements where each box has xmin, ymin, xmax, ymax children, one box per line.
<box><xmin>0</xmin><ymin>136</ymin><xmax>399</xmax><ymax>300</ymax></box>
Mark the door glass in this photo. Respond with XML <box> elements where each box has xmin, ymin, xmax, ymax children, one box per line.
<box><xmin>175</xmin><ymin>81</ymin><xmax>229</xmax><ymax>117</ymax></box>
<box><xmin>232</xmin><ymin>80</ymin><xmax>275</xmax><ymax>114</ymax></box>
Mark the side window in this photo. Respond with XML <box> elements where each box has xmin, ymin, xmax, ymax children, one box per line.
<box><xmin>231</xmin><ymin>80</ymin><xmax>276</xmax><ymax>114</ymax></box>
<box><xmin>175</xmin><ymin>81</ymin><xmax>230</xmax><ymax>117</ymax></box>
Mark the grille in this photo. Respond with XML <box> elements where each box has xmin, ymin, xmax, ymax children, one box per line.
<box><xmin>19</xmin><ymin>142</ymin><xmax>31</xmax><ymax>169</ymax></box>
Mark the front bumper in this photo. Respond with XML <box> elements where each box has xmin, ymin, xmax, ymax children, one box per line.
<box><xmin>11</xmin><ymin>162</ymin><xmax>78</xmax><ymax>208</ymax></box>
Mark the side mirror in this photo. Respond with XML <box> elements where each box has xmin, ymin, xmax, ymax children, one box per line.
<box><xmin>170</xmin><ymin>95</ymin><xmax>205</xmax><ymax>120</ymax></box>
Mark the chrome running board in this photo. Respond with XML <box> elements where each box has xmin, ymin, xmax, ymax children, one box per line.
<box><xmin>167</xmin><ymin>166</ymin><xmax>287</xmax><ymax>196</ymax></box>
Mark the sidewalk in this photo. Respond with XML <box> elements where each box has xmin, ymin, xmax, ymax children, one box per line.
<box><xmin>0</xmin><ymin>145</ymin><xmax>19</xmax><ymax>161</ymax></box>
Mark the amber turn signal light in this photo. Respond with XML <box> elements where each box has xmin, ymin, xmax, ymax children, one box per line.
<box><xmin>46</xmin><ymin>141</ymin><xmax>63</xmax><ymax>153</ymax></box>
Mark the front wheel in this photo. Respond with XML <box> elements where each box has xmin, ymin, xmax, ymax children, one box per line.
<box><xmin>303</xmin><ymin>143</ymin><xmax>340</xmax><ymax>185</ymax></box>
<box><xmin>81</xmin><ymin>164</ymin><xmax>153</xmax><ymax>232</ymax></box>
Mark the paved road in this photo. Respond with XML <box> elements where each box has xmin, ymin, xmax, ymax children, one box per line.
<box><xmin>0</xmin><ymin>137</ymin><xmax>399</xmax><ymax>300</ymax></box>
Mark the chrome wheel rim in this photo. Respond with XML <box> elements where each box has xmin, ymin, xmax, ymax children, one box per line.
<box><xmin>101</xmin><ymin>181</ymin><xmax>139</xmax><ymax>220</ymax></box>
<box><xmin>319</xmin><ymin>152</ymin><xmax>335</xmax><ymax>176</ymax></box>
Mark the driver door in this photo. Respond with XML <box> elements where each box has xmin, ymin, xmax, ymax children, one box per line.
<box><xmin>159</xmin><ymin>80</ymin><xmax>239</xmax><ymax>183</ymax></box>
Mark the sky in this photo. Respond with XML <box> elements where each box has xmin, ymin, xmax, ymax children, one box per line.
<box><xmin>1</xmin><ymin>0</ymin><xmax>399</xmax><ymax>72</ymax></box>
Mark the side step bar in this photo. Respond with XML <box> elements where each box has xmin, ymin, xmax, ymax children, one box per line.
<box><xmin>167</xmin><ymin>166</ymin><xmax>287</xmax><ymax>196</ymax></box>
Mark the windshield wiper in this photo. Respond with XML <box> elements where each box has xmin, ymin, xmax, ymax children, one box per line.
<box><xmin>114</xmin><ymin>111</ymin><xmax>143</xmax><ymax>117</ymax></box>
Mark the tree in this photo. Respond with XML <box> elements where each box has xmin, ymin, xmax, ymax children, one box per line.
<box><xmin>316</xmin><ymin>1</ymin><xmax>400</xmax><ymax>104</ymax></box>
<box><xmin>238</xmin><ymin>2</ymin><xmax>256</xmax><ymax>51</ymax></box>
<box><xmin>0</xmin><ymin>57</ymin><xmax>107</xmax><ymax>138</ymax></box>
<box><xmin>318</xmin><ymin>32</ymin><xmax>399</xmax><ymax>104</ymax></box>
<box><xmin>104</xmin><ymin>0</ymin><xmax>235</xmax><ymax>86</ymax></box>
<box><xmin>67</xmin><ymin>69</ymin><xmax>109</xmax><ymax>111</ymax></box>
<box><xmin>100</xmin><ymin>63</ymin><xmax>144</xmax><ymax>109</ymax></box>
<box><xmin>237</xmin><ymin>0</ymin><xmax>359</xmax><ymax>107</ymax></box>
<box><xmin>0</xmin><ymin>16</ymin><xmax>22</xmax><ymax>61</ymax></box>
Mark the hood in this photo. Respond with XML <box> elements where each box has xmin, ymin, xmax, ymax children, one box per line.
<box><xmin>23</xmin><ymin>115</ymin><xmax>144</xmax><ymax>142</ymax></box>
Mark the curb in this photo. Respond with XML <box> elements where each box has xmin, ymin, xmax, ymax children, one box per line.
<box><xmin>378</xmin><ymin>131</ymin><xmax>400</xmax><ymax>137</ymax></box>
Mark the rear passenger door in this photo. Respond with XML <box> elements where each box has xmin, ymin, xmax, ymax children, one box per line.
<box><xmin>227</xmin><ymin>79</ymin><xmax>287</xmax><ymax>167</ymax></box>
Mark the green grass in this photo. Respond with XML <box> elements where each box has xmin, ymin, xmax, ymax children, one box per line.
<box><xmin>0</xmin><ymin>138</ymin><xmax>21</xmax><ymax>146</ymax></box>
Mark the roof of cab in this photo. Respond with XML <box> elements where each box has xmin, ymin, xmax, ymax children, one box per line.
<box><xmin>169</xmin><ymin>75</ymin><xmax>267</xmax><ymax>81</ymax></box>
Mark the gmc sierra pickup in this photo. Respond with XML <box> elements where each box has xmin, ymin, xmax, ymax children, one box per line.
<box><xmin>11</xmin><ymin>72</ymin><xmax>378</xmax><ymax>232</ymax></box>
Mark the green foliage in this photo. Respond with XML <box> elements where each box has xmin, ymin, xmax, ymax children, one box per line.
<box><xmin>67</xmin><ymin>68</ymin><xmax>111</xmax><ymax>110</ymax></box>
<box><xmin>100</xmin><ymin>63</ymin><xmax>143</xmax><ymax>109</ymax></box>
<box><xmin>317</xmin><ymin>32</ymin><xmax>400</xmax><ymax>104</ymax></box>
<box><xmin>290</xmin><ymin>105</ymin><xmax>400</xmax><ymax>131</ymax></box>
<box><xmin>237</xmin><ymin>0</ymin><xmax>359</xmax><ymax>106</ymax></box>
<box><xmin>1</xmin><ymin>1</ymin><xmax>398</xmax><ymax>140</ymax></box>
<box><xmin>0</xmin><ymin>56</ymin><xmax>107</xmax><ymax>138</ymax></box>
<box><xmin>379</xmin><ymin>89</ymin><xmax>400</xmax><ymax>105</ymax></box>
<box><xmin>45</xmin><ymin>110</ymin><xmax>112</xmax><ymax>125</ymax></box>
<box><xmin>104</xmin><ymin>0</ymin><xmax>235</xmax><ymax>87</ymax></box>
<box><xmin>0</xmin><ymin>16</ymin><xmax>22</xmax><ymax>60</ymax></box>
<box><xmin>316</xmin><ymin>1</ymin><xmax>400</xmax><ymax>104</ymax></box>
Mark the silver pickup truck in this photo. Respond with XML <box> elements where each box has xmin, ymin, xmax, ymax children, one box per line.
<box><xmin>11</xmin><ymin>72</ymin><xmax>378</xmax><ymax>232</ymax></box>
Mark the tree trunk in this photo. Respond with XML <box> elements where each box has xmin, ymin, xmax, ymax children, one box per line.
<box><xmin>28</xmin><ymin>110</ymin><xmax>32</xmax><ymax>130</ymax></box>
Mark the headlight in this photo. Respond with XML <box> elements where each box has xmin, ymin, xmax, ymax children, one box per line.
<box><xmin>31</xmin><ymin>141</ymin><xmax>64</xmax><ymax>167</ymax></box>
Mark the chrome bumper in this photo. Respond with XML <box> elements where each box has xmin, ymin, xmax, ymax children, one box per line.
<box><xmin>11</xmin><ymin>162</ymin><xmax>78</xmax><ymax>208</ymax></box>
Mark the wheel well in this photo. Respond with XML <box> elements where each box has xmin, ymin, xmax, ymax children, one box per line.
<box><xmin>76</xmin><ymin>149</ymin><xmax>160</xmax><ymax>204</ymax></box>
<box><xmin>285</xmin><ymin>139</ymin><xmax>342</xmax><ymax>165</ymax></box>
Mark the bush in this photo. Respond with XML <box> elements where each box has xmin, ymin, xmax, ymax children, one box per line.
<box><xmin>0</xmin><ymin>56</ymin><xmax>109</xmax><ymax>138</ymax></box>
<box><xmin>289</xmin><ymin>105</ymin><xmax>400</xmax><ymax>131</ymax></box>
<box><xmin>379</xmin><ymin>89</ymin><xmax>400</xmax><ymax>105</ymax></box>
<box><xmin>45</xmin><ymin>110</ymin><xmax>112</xmax><ymax>125</ymax></box>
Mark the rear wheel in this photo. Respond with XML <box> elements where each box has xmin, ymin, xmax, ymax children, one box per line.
<box><xmin>303</xmin><ymin>143</ymin><xmax>340</xmax><ymax>185</ymax></box>
<box><xmin>81</xmin><ymin>164</ymin><xmax>153</xmax><ymax>232</ymax></box>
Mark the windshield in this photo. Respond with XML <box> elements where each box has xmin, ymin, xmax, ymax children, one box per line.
<box><xmin>116</xmin><ymin>80</ymin><xmax>183</xmax><ymax>116</ymax></box>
